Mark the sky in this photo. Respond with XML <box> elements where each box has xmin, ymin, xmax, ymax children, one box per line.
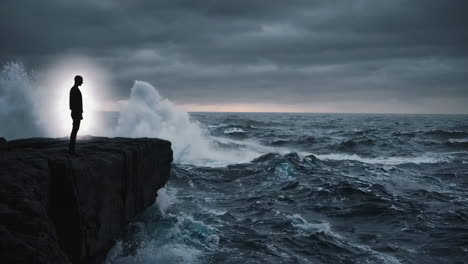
<box><xmin>1</xmin><ymin>0</ymin><xmax>468</xmax><ymax>114</ymax></box>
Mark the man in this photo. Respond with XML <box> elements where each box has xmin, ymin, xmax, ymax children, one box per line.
<box><xmin>69</xmin><ymin>75</ymin><xmax>83</xmax><ymax>155</ymax></box>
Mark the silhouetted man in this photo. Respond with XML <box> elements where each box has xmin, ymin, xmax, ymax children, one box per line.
<box><xmin>69</xmin><ymin>75</ymin><xmax>83</xmax><ymax>155</ymax></box>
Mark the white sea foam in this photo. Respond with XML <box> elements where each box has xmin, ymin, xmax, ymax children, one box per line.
<box><xmin>223</xmin><ymin>127</ymin><xmax>246</xmax><ymax>134</ymax></box>
<box><xmin>206</xmin><ymin>209</ymin><xmax>227</xmax><ymax>216</ymax></box>
<box><xmin>207</xmin><ymin>124</ymin><xmax>227</xmax><ymax>130</ymax></box>
<box><xmin>155</xmin><ymin>187</ymin><xmax>178</xmax><ymax>215</ymax></box>
<box><xmin>448</xmin><ymin>138</ymin><xmax>468</xmax><ymax>143</ymax></box>
<box><xmin>211</xmin><ymin>136</ymin><xmax>300</xmax><ymax>156</ymax></box>
<box><xmin>286</xmin><ymin>214</ymin><xmax>340</xmax><ymax>238</ymax></box>
<box><xmin>314</xmin><ymin>153</ymin><xmax>450</xmax><ymax>165</ymax></box>
<box><xmin>275</xmin><ymin>162</ymin><xmax>295</xmax><ymax>181</ymax></box>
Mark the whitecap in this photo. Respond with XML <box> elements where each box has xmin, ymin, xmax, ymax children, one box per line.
<box><xmin>286</xmin><ymin>214</ymin><xmax>341</xmax><ymax>239</ymax></box>
<box><xmin>223</xmin><ymin>127</ymin><xmax>246</xmax><ymax>134</ymax></box>
<box><xmin>448</xmin><ymin>138</ymin><xmax>468</xmax><ymax>143</ymax></box>
<box><xmin>207</xmin><ymin>124</ymin><xmax>227</xmax><ymax>129</ymax></box>
<box><xmin>206</xmin><ymin>209</ymin><xmax>227</xmax><ymax>216</ymax></box>
<box><xmin>314</xmin><ymin>153</ymin><xmax>450</xmax><ymax>165</ymax></box>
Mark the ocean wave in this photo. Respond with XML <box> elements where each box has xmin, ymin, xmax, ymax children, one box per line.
<box><xmin>314</xmin><ymin>153</ymin><xmax>450</xmax><ymax>165</ymax></box>
<box><xmin>448</xmin><ymin>138</ymin><xmax>468</xmax><ymax>143</ymax></box>
<box><xmin>336</xmin><ymin>137</ymin><xmax>376</xmax><ymax>152</ymax></box>
<box><xmin>394</xmin><ymin>130</ymin><xmax>468</xmax><ymax>138</ymax></box>
<box><xmin>223</xmin><ymin>127</ymin><xmax>247</xmax><ymax>134</ymax></box>
<box><xmin>206</xmin><ymin>209</ymin><xmax>227</xmax><ymax>216</ymax></box>
<box><xmin>347</xmin><ymin>128</ymin><xmax>380</xmax><ymax>136</ymax></box>
<box><xmin>308</xmin><ymin>182</ymin><xmax>397</xmax><ymax>214</ymax></box>
<box><xmin>105</xmin><ymin>241</ymin><xmax>203</xmax><ymax>264</ymax></box>
<box><xmin>274</xmin><ymin>162</ymin><xmax>295</xmax><ymax>181</ymax></box>
<box><xmin>286</xmin><ymin>214</ymin><xmax>339</xmax><ymax>238</ymax></box>
<box><xmin>211</xmin><ymin>137</ymin><xmax>302</xmax><ymax>158</ymax></box>
<box><xmin>406</xmin><ymin>189</ymin><xmax>454</xmax><ymax>202</ymax></box>
<box><xmin>106</xmin><ymin>210</ymin><xmax>221</xmax><ymax>264</ymax></box>
<box><xmin>207</xmin><ymin>124</ymin><xmax>227</xmax><ymax>129</ymax></box>
<box><xmin>423</xmin><ymin>130</ymin><xmax>468</xmax><ymax>137</ymax></box>
<box><xmin>445</xmin><ymin>138</ymin><xmax>468</xmax><ymax>149</ymax></box>
<box><xmin>270</xmin><ymin>136</ymin><xmax>316</xmax><ymax>146</ymax></box>
<box><xmin>347</xmin><ymin>243</ymin><xmax>402</xmax><ymax>264</ymax></box>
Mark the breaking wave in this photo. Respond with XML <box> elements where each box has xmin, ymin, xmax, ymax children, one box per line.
<box><xmin>112</xmin><ymin>81</ymin><xmax>266</xmax><ymax>166</ymax></box>
<box><xmin>314</xmin><ymin>153</ymin><xmax>451</xmax><ymax>165</ymax></box>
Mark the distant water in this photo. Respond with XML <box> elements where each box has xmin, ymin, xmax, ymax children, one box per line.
<box><xmin>105</xmin><ymin>113</ymin><xmax>468</xmax><ymax>264</ymax></box>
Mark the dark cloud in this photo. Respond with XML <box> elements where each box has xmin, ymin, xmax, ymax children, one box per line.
<box><xmin>1</xmin><ymin>0</ymin><xmax>467</xmax><ymax>113</ymax></box>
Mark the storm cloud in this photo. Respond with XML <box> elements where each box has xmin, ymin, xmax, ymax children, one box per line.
<box><xmin>1</xmin><ymin>0</ymin><xmax>467</xmax><ymax>113</ymax></box>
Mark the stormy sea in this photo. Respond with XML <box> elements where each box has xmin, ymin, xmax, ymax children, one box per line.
<box><xmin>105</xmin><ymin>111</ymin><xmax>468</xmax><ymax>264</ymax></box>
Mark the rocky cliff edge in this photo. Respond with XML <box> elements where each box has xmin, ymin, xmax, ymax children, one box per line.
<box><xmin>0</xmin><ymin>136</ymin><xmax>173</xmax><ymax>263</ymax></box>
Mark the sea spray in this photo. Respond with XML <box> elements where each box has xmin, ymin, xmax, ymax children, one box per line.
<box><xmin>112</xmin><ymin>80</ymin><xmax>265</xmax><ymax>166</ymax></box>
<box><xmin>155</xmin><ymin>187</ymin><xmax>177</xmax><ymax>215</ymax></box>
<box><xmin>0</xmin><ymin>62</ymin><xmax>44</xmax><ymax>139</ymax></box>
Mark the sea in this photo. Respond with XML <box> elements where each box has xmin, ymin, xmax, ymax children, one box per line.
<box><xmin>104</xmin><ymin>112</ymin><xmax>468</xmax><ymax>264</ymax></box>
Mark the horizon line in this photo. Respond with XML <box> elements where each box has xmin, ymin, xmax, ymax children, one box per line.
<box><xmin>97</xmin><ymin>110</ymin><xmax>468</xmax><ymax>115</ymax></box>
<box><xmin>187</xmin><ymin>111</ymin><xmax>468</xmax><ymax>115</ymax></box>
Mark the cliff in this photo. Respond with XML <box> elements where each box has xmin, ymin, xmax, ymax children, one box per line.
<box><xmin>0</xmin><ymin>136</ymin><xmax>173</xmax><ymax>264</ymax></box>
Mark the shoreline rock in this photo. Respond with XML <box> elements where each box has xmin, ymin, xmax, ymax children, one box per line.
<box><xmin>0</xmin><ymin>136</ymin><xmax>173</xmax><ymax>263</ymax></box>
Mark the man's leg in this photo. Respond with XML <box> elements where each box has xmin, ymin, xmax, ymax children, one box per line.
<box><xmin>69</xmin><ymin>118</ymin><xmax>81</xmax><ymax>154</ymax></box>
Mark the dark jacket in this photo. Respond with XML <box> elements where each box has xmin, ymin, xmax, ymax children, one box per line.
<box><xmin>69</xmin><ymin>86</ymin><xmax>83</xmax><ymax>114</ymax></box>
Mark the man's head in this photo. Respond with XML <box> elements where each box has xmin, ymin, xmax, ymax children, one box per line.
<box><xmin>74</xmin><ymin>75</ymin><xmax>83</xmax><ymax>87</ymax></box>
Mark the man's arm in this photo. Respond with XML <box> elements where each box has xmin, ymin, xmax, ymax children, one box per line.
<box><xmin>70</xmin><ymin>88</ymin><xmax>77</xmax><ymax>111</ymax></box>
<box><xmin>69</xmin><ymin>89</ymin><xmax>73</xmax><ymax>111</ymax></box>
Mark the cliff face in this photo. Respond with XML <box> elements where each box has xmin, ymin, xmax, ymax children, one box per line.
<box><xmin>0</xmin><ymin>137</ymin><xmax>173</xmax><ymax>264</ymax></box>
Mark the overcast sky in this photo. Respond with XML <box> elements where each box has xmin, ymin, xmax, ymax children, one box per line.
<box><xmin>1</xmin><ymin>0</ymin><xmax>467</xmax><ymax>113</ymax></box>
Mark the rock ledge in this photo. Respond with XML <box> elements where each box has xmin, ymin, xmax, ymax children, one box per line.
<box><xmin>0</xmin><ymin>136</ymin><xmax>173</xmax><ymax>263</ymax></box>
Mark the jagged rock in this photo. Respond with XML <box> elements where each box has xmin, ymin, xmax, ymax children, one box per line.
<box><xmin>0</xmin><ymin>136</ymin><xmax>173</xmax><ymax>264</ymax></box>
